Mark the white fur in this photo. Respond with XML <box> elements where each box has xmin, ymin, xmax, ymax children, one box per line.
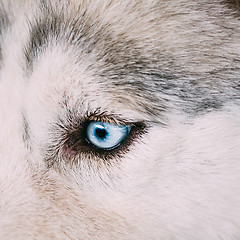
<box><xmin>1</xmin><ymin>0</ymin><xmax>240</xmax><ymax>239</ymax></box>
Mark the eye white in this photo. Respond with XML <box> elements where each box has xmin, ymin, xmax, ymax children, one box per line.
<box><xmin>86</xmin><ymin>121</ymin><xmax>130</xmax><ymax>150</ymax></box>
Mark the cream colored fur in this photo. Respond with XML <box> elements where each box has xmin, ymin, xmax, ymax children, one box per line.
<box><xmin>0</xmin><ymin>0</ymin><xmax>240</xmax><ymax>239</ymax></box>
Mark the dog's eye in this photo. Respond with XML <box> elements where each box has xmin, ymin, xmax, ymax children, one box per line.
<box><xmin>85</xmin><ymin>121</ymin><xmax>130</xmax><ymax>150</ymax></box>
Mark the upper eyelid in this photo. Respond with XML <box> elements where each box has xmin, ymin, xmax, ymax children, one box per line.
<box><xmin>86</xmin><ymin>111</ymin><xmax>133</xmax><ymax>125</ymax></box>
<box><xmin>55</xmin><ymin>103</ymin><xmax>149</xmax><ymax>135</ymax></box>
<box><xmin>63</xmin><ymin>110</ymin><xmax>147</xmax><ymax>142</ymax></box>
<box><xmin>61</xmin><ymin>99</ymin><xmax>147</xmax><ymax>126</ymax></box>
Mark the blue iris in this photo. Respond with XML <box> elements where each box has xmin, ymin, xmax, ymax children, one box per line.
<box><xmin>86</xmin><ymin>121</ymin><xmax>130</xmax><ymax>149</ymax></box>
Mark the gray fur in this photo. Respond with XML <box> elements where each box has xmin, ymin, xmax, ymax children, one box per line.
<box><xmin>0</xmin><ymin>3</ymin><xmax>10</xmax><ymax>66</ymax></box>
<box><xmin>23</xmin><ymin>0</ymin><xmax>240</xmax><ymax>119</ymax></box>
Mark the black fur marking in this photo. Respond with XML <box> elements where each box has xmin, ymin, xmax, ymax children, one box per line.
<box><xmin>225</xmin><ymin>0</ymin><xmax>240</xmax><ymax>12</ymax></box>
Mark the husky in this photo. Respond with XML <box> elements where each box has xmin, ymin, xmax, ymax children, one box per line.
<box><xmin>0</xmin><ymin>0</ymin><xmax>240</xmax><ymax>239</ymax></box>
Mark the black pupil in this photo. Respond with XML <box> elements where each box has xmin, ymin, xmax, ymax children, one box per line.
<box><xmin>95</xmin><ymin>128</ymin><xmax>108</xmax><ymax>139</ymax></box>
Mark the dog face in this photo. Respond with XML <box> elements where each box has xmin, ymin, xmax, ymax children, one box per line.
<box><xmin>1</xmin><ymin>0</ymin><xmax>240</xmax><ymax>239</ymax></box>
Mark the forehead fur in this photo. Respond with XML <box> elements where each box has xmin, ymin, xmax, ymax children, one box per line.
<box><xmin>22</xmin><ymin>0</ymin><xmax>240</xmax><ymax>119</ymax></box>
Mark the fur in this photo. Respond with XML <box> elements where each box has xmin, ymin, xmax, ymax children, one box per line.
<box><xmin>0</xmin><ymin>0</ymin><xmax>240</xmax><ymax>239</ymax></box>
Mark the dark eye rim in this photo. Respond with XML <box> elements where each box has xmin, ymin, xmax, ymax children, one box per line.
<box><xmin>64</xmin><ymin>119</ymin><xmax>147</xmax><ymax>159</ymax></box>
